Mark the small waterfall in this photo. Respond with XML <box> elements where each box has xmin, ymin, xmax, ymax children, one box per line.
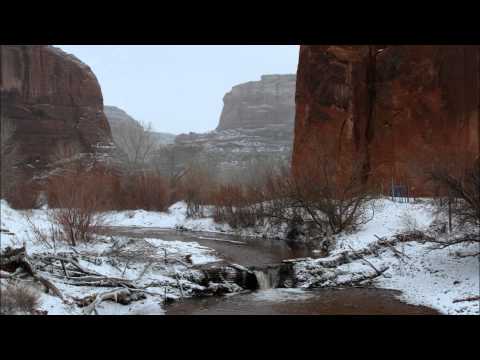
<box><xmin>254</xmin><ymin>271</ymin><xmax>271</xmax><ymax>290</ymax></box>
<box><xmin>253</xmin><ymin>268</ymin><xmax>280</xmax><ymax>290</ymax></box>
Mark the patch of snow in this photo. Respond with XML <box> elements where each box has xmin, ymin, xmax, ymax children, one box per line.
<box><xmin>0</xmin><ymin>199</ymin><xmax>221</xmax><ymax>315</ymax></box>
<box><xmin>105</xmin><ymin>202</ymin><xmax>230</xmax><ymax>234</ymax></box>
<box><xmin>293</xmin><ymin>198</ymin><xmax>480</xmax><ymax>315</ymax></box>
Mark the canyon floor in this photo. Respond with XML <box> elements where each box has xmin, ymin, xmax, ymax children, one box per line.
<box><xmin>1</xmin><ymin>198</ymin><xmax>478</xmax><ymax>315</ymax></box>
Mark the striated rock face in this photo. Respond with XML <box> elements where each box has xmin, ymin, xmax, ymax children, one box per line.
<box><xmin>1</xmin><ymin>45</ymin><xmax>115</xmax><ymax>176</ymax></box>
<box><xmin>292</xmin><ymin>45</ymin><xmax>480</xmax><ymax>195</ymax></box>
<box><xmin>156</xmin><ymin>75</ymin><xmax>296</xmax><ymax>182</ymax></box>
<box><xmin>217</xmin><ymin>74</ymin><xmax>296</xmax><ymax>131</ymax></box>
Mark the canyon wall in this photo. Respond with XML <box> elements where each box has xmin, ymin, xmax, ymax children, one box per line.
<box><xmin>292</xmin><ymin>45</ymin><xmax>480</xmax><ymax>195</ymax></box>
<box><xmin>1</xmin><ymin>45</ymin><xmax>115</xmax><ymax>176</ymax></box>
<box><xmin>217</xmin><ymin>74</ymin><xmax>296</xmax><ymax>131</ymax></box>
<box><xmin>157</xmin><ymin>74</ymin><xmax>296</xmax><ymax>183</ymax></box>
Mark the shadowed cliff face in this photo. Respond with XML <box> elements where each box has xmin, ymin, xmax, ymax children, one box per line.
<box><xmin>292</xmin><ymin>45</ymin><xmax>480</xmax><ymax>196</ymax></box>
<box><xmin>1</xmin><ymin>45</ymin><xmax>114</xmax><ymax>176</ymax></box>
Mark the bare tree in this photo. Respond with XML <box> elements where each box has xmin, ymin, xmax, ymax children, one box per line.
<box><xmin>152</xmin><ymin>145</ymin><xmax>190</xmax><ymax>188</ymax></box>
<box><xmin>428</xmin><ymin>160</ymin><xmax>480</xmax><ymax>232</ymax></box>
<box><xmin>261</xmin><ymin>156</ymin><xmax>378</xmax><ymax>238</ymax></box>
<box><xmin>113</xmin><ymin>121</ymin><xmax>158</xmax><ymax>172</ymax></box>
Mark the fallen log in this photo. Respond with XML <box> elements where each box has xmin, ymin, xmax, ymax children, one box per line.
<box><xmin>452</xmin><ymin>296</ymin><xmax>480</xmax><ymax>304</ymax></box>
<box><xmin>335</xmin><ymin>266</ymin><xmax>389</xmax><ymax>287</ymax></box>
<box><xmin>81</xmin><ymin>288</ymin><xmax>131</xmax><ymax>315</ymax></box>
<box><xmin>0</xmin><ymin>246</ymin><xmax>63</xmax><ymax>299</ymax></box>
<box><xmin>63</xmin><ymin>277</ymin><xmax>135</xmax><ymax>288</ymax></box>
<box><xmin>282</xmin><ymin>258</ymin><xmax>311</xmax><ymax>264</ymax></box>
<box><xmin>77</xmin><ymin>287</ymin><xmax>148</xmax><ymax>315</ymax></box>
<box><xmin>306</xmin><ymin>266</ymin><xmax>390</xmax><ymax>289</ymax></box>
<box><xmin>34</xmin><ymin>254</ymin><xmax>102</xmax><ymax>276</ymax></box>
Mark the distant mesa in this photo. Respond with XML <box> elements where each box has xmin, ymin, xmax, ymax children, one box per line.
<box><xmin>217</xmin><ymin>74</ymin><xmax>296</xmax><ymax>131</ymax></box>
<box><xmin>156</xmin><ymin>74</ymin><xmax>297</xmax><ymax>181</ymax></box>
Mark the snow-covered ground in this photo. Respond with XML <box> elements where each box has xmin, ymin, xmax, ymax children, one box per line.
<box><xmin>104</xmin><ymin>202</ymin><xmax>283</xmax><ymax>239</ymax></box>
<box><xmin>2</xmin><ymin>198</ymin><xmax>479</xmax><ymax>315</ymax></box>
<box><xmin>293</xmin><ymin>199</ymin><xmax>480</xmax><ymax>315</ymax></box>
<box><xmin>1</xmin><ymin>200</ymin><xmax>221</xmax><ymax>315</ymax></box>
<box><xmin>105</xmin><ymin>202</ymin><xmax>231</xmax><ymax>233</ymax></box>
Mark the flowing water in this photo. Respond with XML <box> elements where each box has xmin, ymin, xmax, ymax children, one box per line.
<box><xmin>100</xmin><ymin>227</ymin><xmax>440</xmax><ymax>315</ymax></box>
<box><xmin>166</xmin><ymin>288</ymin><xmax>440</xmax><ymax>315</ymax></box>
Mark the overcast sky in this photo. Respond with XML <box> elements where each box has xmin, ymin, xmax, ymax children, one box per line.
<box><xmin>57</xmin><ymin>45</ymin><xmax>300</xmax><ymax>134</ymax></box>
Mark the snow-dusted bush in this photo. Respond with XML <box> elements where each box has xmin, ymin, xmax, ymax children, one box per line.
<box><xmin>211</xmin><ymin>184</ymin><xmax>266</xmax><ymax>229</ymax></box>
<box><xmin>0</xmin><ymin>283</ymin><xmax>41</xmax><ymax>315</ymax></box>
<box><xmin>429</xmin><ymin>161</ymin><xmax>480</xmax><ymax>231</ymax></box>
<box><xmin>260</xmin><ymin>163</ymin><xmax>379</xmax><ymax>236</ymax></box>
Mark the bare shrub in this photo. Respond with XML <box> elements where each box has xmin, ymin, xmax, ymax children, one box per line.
<box><xmin>210</xmin><ymin>184</ymin><xmax>265</xmax><ymax>229</ymax></box>
<box><xmin>46</xmin><ymin>170</ymin><xmax>110</xmax><ymax>246</ymax></box>
<box><xmin>118</xmin><ymin>171</ymin><xmax>171</xmax><ymax>211</ymax></box>
<box><xmin>24</xmin><ymin>214</ymin><xmax>62</xmax><ymax>251</ymax></box>
<box><xmin>399</xmin><ymin>212</ymin><xmax>419</xmax><ymax>233</ymax></box>
<box><xmin>428</xmin><ymin>160</ymin><xmax>480</xmax><ymax>230</ymax></box>
<box><xmin>0</xmin><ymin>284</ymin><xmax>41</xmax><ymax>315</ymax></box>
<box><xmin>180</xmin><ymin>159</ymin><xmax>218</xmax><ymax>218</ymax></box>
<box><xmin>261</xmin><ymin>159</ymin><xmax>378</xmax><ymax>236</ymax></box>
<box><xmin>423</xmin><ymin>160</ymin><xmax>480</xmax><ymax>255</ymax></box>
<box><xmin>184</xmin><ymin>153</ymin><xmax>377</xmax><ymax>240</ymax></box>
<box><xmin>114</xmin><ymin>120</ymin><xmax>158</xmax><ymax>172</ymax></box>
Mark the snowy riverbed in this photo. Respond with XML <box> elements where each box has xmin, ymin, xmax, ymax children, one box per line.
<box><xmin>1</xmin><ymin>198</ymin><xmax>479</xmax><ymax>315</ymax></box>
<box><xmin>292</xmin><ymin>200</ymin><xmax>480</xmax><ymax>315</ymax></box>
<box><xmin>1</xmin><ymin>200</ymin><xmax>222</xmax><ymax>315</ymax></box>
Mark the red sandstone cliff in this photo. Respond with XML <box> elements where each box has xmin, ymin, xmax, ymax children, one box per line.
<box><xmin>292</xmin><ymin>45</ymin><xmax>480</xmax><ymax>195</ymax></box>
<box><xmin>1</xmin><ymin>45</ymin><xmax>114</xmax><ymax>175</ymax></box>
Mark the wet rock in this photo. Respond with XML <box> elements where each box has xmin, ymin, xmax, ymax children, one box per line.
<box><xmin>193</xmin><ymin>261</ymin><xmax>258</xmax><ymax>290</ymax></box>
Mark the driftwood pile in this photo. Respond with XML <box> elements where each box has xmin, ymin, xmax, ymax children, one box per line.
<box><xmin>283</xmin><ymin>232</ymin><xmax>432</xmax><ymax>288</ymax></box>
<box><xmin>0</xmin><ymin>237</ymin><xmax>255</xmax><ymax>314</ymax></box>
<box><xmin>0</xmin><ymin>239</ymin><xmax>199</xmax><ymax>315</ymax></box>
